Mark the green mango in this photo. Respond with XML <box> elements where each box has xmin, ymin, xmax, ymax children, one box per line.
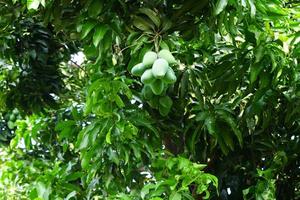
<box><xmin>147</xmin><ymin>97</ymin><xmax>159</xmax><ymax>109</ymax></box>
<box><xmin>158</xmin><ymin>96</ymin><xmax>173</xmax><ymax>116</ymax></box>
<box><xmin>141</xmin><ymin>69</ymin><xmax>155</xmax><ymax>84</ymax></box>
<box><xmin>159</xmin><ymin>96</ymin><xmax>173</xmax><ymax>108</ymax></box>
<box><xmin>141</xmin><ymin>85</ymin><xmax>154</xmax><ymax>100</ymax></box>
<box><xmin>152</xmin><ymin>58</ymin><xmax>169</xmax><ymax>78</ymax></box>
<box><xmin>142</xmin><ymin>51</ymin><xmax>157</xmax><ymax>67</ymax></box>
<box><xmin>159</xmin><ymin>105</ymin><xmax>169</xmax><ymax>116</ymax></box>
<box><xmin>163</xmin><ymin>67</ymin><xmax>177</xmax><ymax>84</ymax></box>
<box><xmin>158</xmin><ymin>49</ymin><xmax>176</xmax><ymax>64</ymax></box>
<box><xmin>131</xmin><ymin>63</ymin><xmax>146</xmax><ymax>76</ymax></box>
<box><xmin>150</xmin><ymin>79</ymin><xmax>164</xmax><ymax>95</ymax></box>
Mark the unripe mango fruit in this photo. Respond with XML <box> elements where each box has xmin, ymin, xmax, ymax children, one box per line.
<box><xmin>158</xmin><ymin>49</ymin><xmax>176</xmax><ymax>64</ymax></box>
<box><xmin>159</xmin><ymin>96</ymin><xmax>173</xmax><ymax>108</ymax></box>
<box><xmin>141</xmin><ymin>69</ymin><xmax>155</xmax><ymax>84</ymax></box>
<box><xmin>163</xmin><ymin>67</ymin><xmax>177</xmax><ymax>84</ymax></box>
<box><xmin>142</xmin><ymin>51</ymin><xmax>157</xmax><ymax>67</ymax></box>
<box><xmin>150</xmin><ymin>79</ymin><xmax>164</xmax><ymax>95</ymax></box>
<box><xmin>148</xmin><ymin>97</ymin><xmax>159</xmax><ymax>109</ymax></box>
<box><xmin>131</xmin><ymin>63</ymin><xmax>146</xmax><ymax>76</ymax></box>
<box><xmin>141</xmin><ymin>85</ymin><xmax>153</xmax><ymax>100</ymax></box>
<box><xmin>159</xmin><ymin>96</ymin><xmax>173</xmax><ymax>116</ymax></box>
<box><xmin>152</xmin><ymin>58</ymin><xmax>169</xmax><ymax>78</ymax></box>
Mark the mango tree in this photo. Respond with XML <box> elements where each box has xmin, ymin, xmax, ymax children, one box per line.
<box><xmin>0</xmin><ymin>0</ymin><xmax>299</xmax><ymax>199</ymax></box>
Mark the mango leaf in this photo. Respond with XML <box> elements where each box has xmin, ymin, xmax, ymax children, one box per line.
<box><xmin>217</xmin><ymin>109</ymin><xmax>243</xmax><ymax>146</ymax></box>
<box><xmin>131</xmin><ymin>143</ymin><xmax>141</xmax><ymax>159</ymax></box>
<box><xmin>204</xmin><ymin>116</ymin><xmax>217</xmax><ymax>136</ymax></box>
<box><xmin>88</xmin><ymin>0</ymin><xmax>104</xmax><ymax>18</ymax></box>
<box><xmin>93</xmin><ymin>24</ymin><xmax>109</xmax><ymax>47</ymax></box>
<box><xmin>250</xmin><ymin>63</ymin><xmax>264</xmax><ymax>84</ymax></box>
<box><xmin>64</xmin><ymin>191</ymin><xmax>77</xmax><ymax>200</ymax></box>
<box><xmin>132</xmin><ymin>16</ymin><xmax>155</xmax><ymax>32</ymax></box>
<box><xmin>55</xmin><ymin>120</ymin><xmax>76</xmax><ymax>140</ymax></box>
<box><xmin>141</xmin><ymin>184</ymin><xmax>156</xmax><ymax>199</ymax></box>
<box><xmin>138</xmin><ymin>8</ymin><xmax>161</xmax><ymax>27</ymax></box>
<box><xmin>181</xmin><ymin>193</ymin><xmax>194</xmax><ymax>200</ymax></box>
<box><xmin>169</xmin><ymin>192</ymin><xmax>182</xmax><ymax>200</ymax></box>
<box><xmin>106</xmin><ymin>126</ymin><xmax>113</xmax><ymax>144</ymax></box>
<box><xmin>65</xmin><ymin>172</ymin><xmax>83</xmax><ymax>182</ymax></box>
<box><xmin>180</xmin><ymin>70</ymin><xmax>189</xmax><ymax>98</ymax></box>
<box><xmin>114</xmin><ymin>94</ymin><xmax>125</xmax><ymax>108</ymax></box>
<box><xmin>247</xmin><ymin>0</ymin><xmax>256</xmax><ymax>18</ymax></box>
<box><xmin>35</xmin><ymin>182</ymin><xmax>51</xmax><ymax>200</ymax></box>
<box><xmin>27</xmin><ymin>0</ymin><xmax>40</xmax><ymax>10</ymax></box>
<box><xmin>115</xmin><ymin>193</ymin><xmax>132</xmax><ymax>200</ymax></box>
<box><xmin>219</xmin><ymin>126</ymin><xmax>234</xmax><ymax>151</ymax></box>
<box><xmin>40</xmin><ymin>0</ymin><xmax>45</xmax><ymax>7</ymax></box>
<box><xmin>108</xmin><ymin>147</ymin><xmax>119</xmax><ymax>165</ymax></box>
<box><xmin>79</xmin><ymin>134</ymin><xmax>89</xmax><ymax>150</ymax></box>
<box><xmin>76</xmin><ymin>122</ymin><xmax>96</xmax><ymax>150</ymax></box>
<box><xmin>81</xmin><ymin>21</ymin><xmax>96</xmax><ymax>39</ymax></box>
<box><xmin>214</xmin><ymin>0</ymin><xmax>228</xmax><ymax>16</ymax></box>
<box><xmin>161</xmin><ymin>18</ymin><xmax>172</xmax><ymax>32</ymax></box>
<box><xmin>81</xmin><ymin>150</ymin><xmax>94</xmax><ymax>169</ymax></box>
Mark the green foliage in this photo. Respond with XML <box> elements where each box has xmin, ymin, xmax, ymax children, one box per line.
<box><xmin>0</xmin><ymin>0</ymin><xmax>299</xmax><ymax>199</ymax></box>
<box><xmin>144</xmin><ymin>157</ymin><xmax>218</xmax><ymax>199</ymax></box>
<box><xmin>243</xmin><ymin>168</ymin><xmax>276</xmax><ymax>200</ymax></box>
<box><xmin>243</xmin><ymin>151</ymin><xmax>288</xmax><ymax>200</ymax></box>
<box><xmin>0</xmin><ymin>15</ymin><xmax>76</xmax><ymax>113</ymax></box>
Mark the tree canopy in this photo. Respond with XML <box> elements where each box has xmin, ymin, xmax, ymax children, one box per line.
<box><xmin>0</xmin><ymin>0</ymin><xmax>299</xmax><ymax>199</ymax></box>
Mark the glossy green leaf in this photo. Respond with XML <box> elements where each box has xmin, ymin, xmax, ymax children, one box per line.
<box><xmin>81</xmin><ymin>21</ymin><xmax>96</xmax><ymax>39</ymax></box>
<box><xmin>138</xmin><ymin>8</ymin><xmax>161</xmax><ymax>27</ymax></box>
<box><xmin>169</xmin><ymin>192</ymin><xmax>182</xmax><ymax>200</ymax></box>
<box><xmin>27</xmin><ymin>0</ymin><xmax>40</xmax><ymax>10</ymax></box>
<box><xmin>65</xmin><ymin>191</ymin><xmax>77</xmax><ymax>200</ymax></box>
<box><xmin>214</xmin><ymin>0</ymin><xmax>228</xmax><ymax>16</ymax></box>
<box><xmin>88</xmin><ymin>0</ymin><xmax>104</xmax><ymax>18</ymax></box>
<box><xmin>93</xmin><ymin>24</ymin><xmax>109</xmax><ymax>47</ymax></box>
<box><xmin>106</xmin><ymin>126</ymin><xmax>113</xmax><ymax>144</ymax></box>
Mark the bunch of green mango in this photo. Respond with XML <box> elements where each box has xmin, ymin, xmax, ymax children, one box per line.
<box><xmin>131</xmin><ymin>49</ymin><xmax>177</xmax><ymax>116</ymax></box>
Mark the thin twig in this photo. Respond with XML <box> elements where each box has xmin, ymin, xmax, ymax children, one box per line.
<box><xmin>70</xmin><ymin>60</ymin><xmax>85</xmax><ymax>71</ymax></box>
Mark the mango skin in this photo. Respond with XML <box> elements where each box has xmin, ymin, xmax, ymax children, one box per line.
<box><xmin>147</xmin><ymin>97</ymin><xmax>159</xmax><ymax>109</ymax></box>
<box><xmin>159</xmin><ymin>96</ymin><xmax>173</xmax><ymax>116</ymax></box>
<box><xmin>159</xmin><ymin>96</ymin><xmax>173</xmax><ymax>108</ymax></box>
<box><xmin>150</xmin><ymin>79</ymin><xmax>164</xmax><ymax>95</ymax></box>
<box><xmin>131</xmin><ymin>63</ymin><xmax>146</xmax><ymax>76</ymax></box>
<box><xmin>142</xmin><ymin>51</ymin><xmax>157</xmax><ymax>67</ymax></box>
<box><xmin>158</xmin><ymin>49</ymin><xmax>176</xmax><ymax>64</ymax></box>
<box><xmin>152</xmin><ymin>58</ymin><xmax>169</xmax><ymax>79</ymax></box>
<box><xmin>163</xmin><ymin>67</ymin><xmax>177</xmax><ymax>84</ymax></box>
<box><xmin>141</xmin><ymin>69</ymin><xmax>155</xmax><ymax>84</ymax></box>
<box><xmin>142</xmin><ymin>85</ymin><xmax>153</xmax><ymax>100</ymax></box>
